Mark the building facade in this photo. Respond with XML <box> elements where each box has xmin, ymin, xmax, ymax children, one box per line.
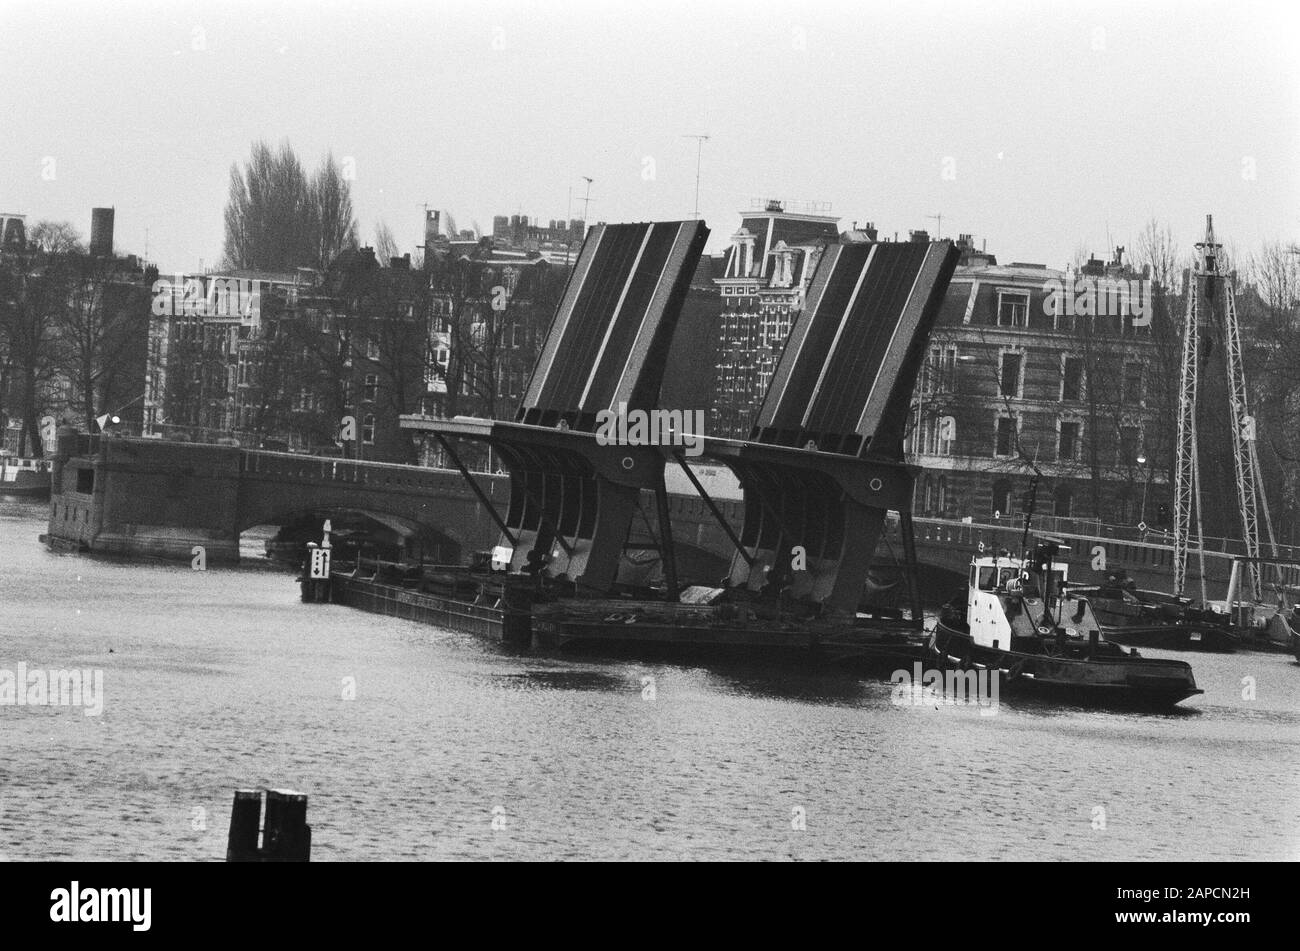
<box><xmin>710</xmin><ymin>200</ymin><xmax>842</xmax><ymax>439</ymax></box>
<box><xmin>905</xmin><ymin>242</ymin><xmax>1172</xmax><ymax>530</ymax></box>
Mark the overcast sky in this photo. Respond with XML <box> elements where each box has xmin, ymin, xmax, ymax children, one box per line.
<box><xmin>3</xmin><ymin>0</ymin><xmax>1297</xmax><ymax>273</ymax></box>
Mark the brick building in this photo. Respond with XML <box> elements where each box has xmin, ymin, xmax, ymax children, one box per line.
<box><xmin>906</xmin><ymin>241</ymin><xmax>1172</xmax><ymax>528</ymax></box>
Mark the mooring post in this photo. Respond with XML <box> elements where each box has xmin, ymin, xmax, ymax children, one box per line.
<box><xmin>301</xmin><ymin>543</ymin><xmax>318</xmax><ymax>603</ymax></box>
<box><xmin>263</xmin><ymin>789</ymin><xmax>312</xmax><ymax>862</ymax></box>
<box><xmin>226</xmin><ymin>788</ymin><xmax>311</xmax><ymax>862</ymax></box>
<box><xmin>226</xmin><ymin>789</ymin><xmax>262</xmax><ymax>862</ymax></box>
<box><xmin>898</xmin><ymin>512</ymin><xmax>924</xmax><ymax>630</ymax></box>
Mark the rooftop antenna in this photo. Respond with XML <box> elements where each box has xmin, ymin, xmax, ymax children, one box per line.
<box><xmin>682</xmin><ymin>134</ymin><xmax>710</xmax><ymax>219</ymax></box>
<box><xmin>580</xmin><ymin>176</ymin><xmax>593</xmax><ymax>224</ymax></box>
<box><xmin>926</xmin><ymin>213</ymin><xmax>943</xmax><ymax>239</ymax></box>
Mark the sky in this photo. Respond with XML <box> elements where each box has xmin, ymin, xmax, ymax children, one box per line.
<box><xmin>3</xmin><ymin>0</ymin><xmax>1298</xmax><ymax>274</ymax></box>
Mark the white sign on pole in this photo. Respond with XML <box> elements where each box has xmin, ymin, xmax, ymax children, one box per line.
<box><xmin>309</xmin><ymin>547</ymin><xmax>331</xmax><ymax>580</ymax></box>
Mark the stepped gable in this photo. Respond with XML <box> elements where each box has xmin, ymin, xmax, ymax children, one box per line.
<box><xmin>700</xmin><ymin>239</ymin><xmax>960</xmax><ymax>614</ymax></box>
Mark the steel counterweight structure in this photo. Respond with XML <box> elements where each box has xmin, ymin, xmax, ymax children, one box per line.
<box><xmin>405</xmin><ymin>219</ymin><xmax>710</xmax><ymax>596</ymax></box>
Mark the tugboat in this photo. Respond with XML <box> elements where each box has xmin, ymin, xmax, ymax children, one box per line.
<box><xmin>933</xmin><ymin>541</ymin><xmax>1203</xmax><ymax>709</ymax></box>
<box><xmin>0</xmin><ymin>455</ymin><xmax>52</xmax><ymax>499</ymax></box>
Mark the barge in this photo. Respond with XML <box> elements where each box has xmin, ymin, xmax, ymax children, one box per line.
<box><xmin>0</xmin><ymin>455</ymin><xmax>51</xmax><ymax>499</ymax></box>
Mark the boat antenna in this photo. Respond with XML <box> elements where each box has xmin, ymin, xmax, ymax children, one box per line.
<box><xmin>1019</xmin><ymin>443</ymin><xmax>1043</xmax><ymax>560</ymax></box>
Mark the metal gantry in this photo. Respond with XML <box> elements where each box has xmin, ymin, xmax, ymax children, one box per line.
<box><xmin>1172</xmin><ymin>215</ymin><xmax>1278</xmax><ymax>602</ymax></box>
<box><xmin>1171</xmin><ymin>250</ymin><xmax>1204</xmax><ymax>601</ymax></box>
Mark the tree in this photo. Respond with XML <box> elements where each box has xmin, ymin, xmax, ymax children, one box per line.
<box><xmin>374</xmin><ymin>221</ymin><xmax>401</xmax><ymax>264</ymax></box>
<box><xmin>54</xmin><ymin>252</ymin><xmax>150</xmax><ymax>432</ymax></box>
<box><xmin>313</xmin><ymin>152</ymin><xmax>356</xmax><ymax>270</ymax></box>
<box><xmin>1241</xmin><ymin>241</ymin><xmax>1300</xmax><ymax>544</ymax></box>
<box><xmin>222</xmin><ymin>140</ymin><xmax>357</xmax><ymax>272</ymax></box>
<box><xmin>0</xmin><ymin>222</ymin><xmax>84</xmax><ymax>455</ymax></box>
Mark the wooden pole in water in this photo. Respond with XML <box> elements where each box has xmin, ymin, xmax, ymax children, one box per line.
<box><xmin>226</xmin><ymin>789</ymin><xmax>262</xmax><ymax>861</ymax></box>
<box><xmin>226</xmin><ymin>788</ymin><xmax>311</xmax><ymax>862</ymax></box>
<box><xmin>899</xmin><ymin>512</ymin><xmax>924</xmax><ymax>630</ymax></box>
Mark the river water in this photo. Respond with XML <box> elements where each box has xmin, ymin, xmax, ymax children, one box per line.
<box><xmin>1</xmin><ymin>499</ymin><xmax>1297</xmax><ymax>861</ymax></box>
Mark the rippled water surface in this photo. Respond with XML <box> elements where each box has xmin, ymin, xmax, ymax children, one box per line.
<box><xmin>2</xmin><ymin>501</ymin><xmax>1297</xmax><ymax>860</ymax></box>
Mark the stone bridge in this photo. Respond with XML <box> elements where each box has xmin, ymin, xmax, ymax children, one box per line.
<box><xmin>45</xmin><ymin>435</ymin><xmax>503</xmax><ymax>564</ymax></box>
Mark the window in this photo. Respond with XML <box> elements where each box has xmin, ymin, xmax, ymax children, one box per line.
<box><xmin>1054</xmin><ymin>485</ymin><xmax>1073</xmax><ymax>518</ymax></box>
<box><xmin>991</xmin><ymin>479</ymin><xmax>1013</xmax><ymax>517</ymax></box>
<box><xmin>914</xmin><ymin>413</ymin><xmax>955</xmax><ymax>457</ymax></box>
<box><xmin>997</xmin><ymin>290</ymin><xmax>1029</xmax><ymax>327</ymax></box>
<box><xmin>1119</xmin><ymin>425</ymin><xmax>1140</xmax><ymax>466</ymax></box>
<box><xmin>937</xmin><ymin>476</ymin><xmax>948</xmax><ymax>515</ymax></box>
<box><xmin>922</xmin><ymin>476</ymin><xmax>934</xmax><ymax>514</ymax></box>
<box><xmin>999</xmin><ymin>351</ymin><xmax>1022</xmax><ymax>398</ymax></box>
<box><xmin>1123</xmin><ymin>362</ymin><xmax>1143</xmax><ymax>404</ymax></box>
<box><xmin>995</xmin><ymin>416</ymin><xmax>1017</xmax><ymax>457</ymax></box>
<box><xmin>362</xmin><ymin>414</ymin><xmax>376</xmax><ymax>445</ymax></box>
<box><xmin>1058</xmin><ymin>421</ymin><xmax>1080</xmax><ymax>461</ymax></box>
<box><xmin>364</xmin><ymin>374</ymin><xmax>378</xmax><ymax>402</ymax></box>
<box><xmin>366</xmin><ymin>338</ymin><xmax>380</xmax><ymax>360</ymax></box>
<box><xmin>924</xmin><ymin>346</ymin><xmax>958</xmax><ymax>394</ymax></box>
<box><xmin>1061</xmin><ymin>357</ymin><xmax>1083</xmax><ymax>401</ymax></box>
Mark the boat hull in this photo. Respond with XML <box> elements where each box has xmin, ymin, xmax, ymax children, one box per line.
<box><xmin>329</xmin><ymin>575</ymin><xmax>528</xmax><ymax>642</ymax></box>
<box><xmin>0</xmin><ymin>458</ymin><xmax>52</xmax><ymax>499</ymax></box>
<box><xmin>1090</xmin><ymin>621</ymin><xmax>1239</xmax><ymax>653</ymax></box>
<box><xmin>933</xmin><ymin>621</ymin><xmax>1202</xmax><ymax>709</ymax></box>
<box><xmin>330</xmin><ymin>574</ymin><xmax>926</xmax><ymax>671</ymax></box>
<box><xmin>531</xmin><ymin>610</ymin><xmax>925</xmax><ymax>672</ymax></box>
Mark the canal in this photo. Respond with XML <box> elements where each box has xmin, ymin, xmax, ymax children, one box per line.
<box><xmin>1</xmin><ymin>500</ymin><xmax>1296</xmax><ymax>860</ymax></box>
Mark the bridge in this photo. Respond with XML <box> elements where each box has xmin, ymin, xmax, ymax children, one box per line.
<box><xmin>45</xmin><ymin>434</ymin><xmax>503</xmax><ymax>565</ymax></box>
<box><xmin>44</xmin><ymin>433</ymin><xmax>1280</xmax><ymax>605</ymax></box>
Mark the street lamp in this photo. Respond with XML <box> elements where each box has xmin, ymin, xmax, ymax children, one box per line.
<box><xmin>1136</xmin><ymin>453</ymin><xmax>1150</xmax><ymax>526</ymax></box>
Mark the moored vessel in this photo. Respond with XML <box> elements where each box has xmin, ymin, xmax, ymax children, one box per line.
<box><xmin>1066</xmin><ymin>576</ymin><xmax>1241</xmax><ymax>653</ymax></box>
<box><xmin>0</xmin><ymin>455</ymin><xmax>52</xmax><ymax>499</ymax></box>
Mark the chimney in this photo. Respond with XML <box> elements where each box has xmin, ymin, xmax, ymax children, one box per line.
<box><xmin>90</xmin><ymin>207</ymin><xmax>115</xmax><ymax>257</ymax></box>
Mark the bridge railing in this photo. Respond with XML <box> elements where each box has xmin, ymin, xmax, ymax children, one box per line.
<box><xmin>239</xmin><ymin>449</ymin><xmax>497</xmax><ymax>495</ymax></box>
<box><xmin>895</xmin><ymin>513</ymin><xmax>1300</xmax><ymax>588</ymax></box>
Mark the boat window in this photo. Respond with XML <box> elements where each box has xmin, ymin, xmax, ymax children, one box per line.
<box><xmin>999</xmin><ymin>568</ymin><xmax>1019</xmax><ymax>588</ymax></box>
<box><xmin>977</xmin><ymin>566</ymin><xmax>997</xmax><ymax>591</ymax></box>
